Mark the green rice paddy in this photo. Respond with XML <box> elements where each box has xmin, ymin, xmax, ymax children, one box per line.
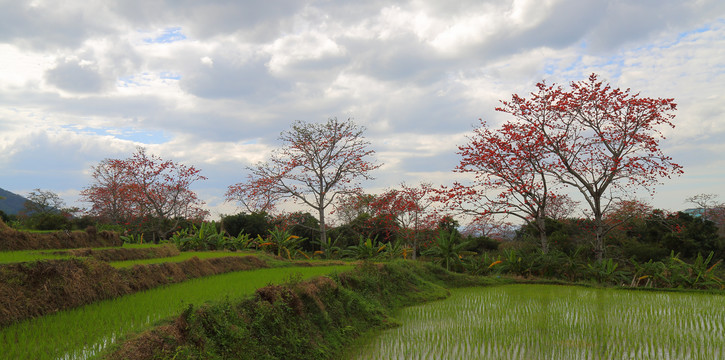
<box><xmin>0</xmin><ymin>265</ymin><xmax>352</xmax><ymax>360</ymax></box>
<box><xmin>348</xmin><ymin>284</ymin><xmax>725</xmax><ymax>360</ymax></box>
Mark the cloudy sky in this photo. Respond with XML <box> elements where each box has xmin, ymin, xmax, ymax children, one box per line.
<box><xmin>1</xmin><ymin>0</ymin><xmax>724</xmax><ymax>221</ymax></box>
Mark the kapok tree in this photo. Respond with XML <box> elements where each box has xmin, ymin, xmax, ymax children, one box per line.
<box><xmin>369</xmin><ymin>182</ymin><xmax>439</xmax><ymax>259</ymax></box>
<box><xmin>443</xmin><ymin>119</ymin><xmax>562</xmax><ymax>253</ymax></box>
<box><xmin>224</xmin><ymin>176</ymin><xmax>279</xmax><ymax>214</ymax></box>
<box><xmin>123</xmin><ymin>147</ymin><xmax>208</xmax><ymax>240</ymax></box>
<box><xmin>497</xmin><ymin>74</ymin><xmax>683</xmax><ymax>260</ymax></box>
<box><xmin>82</xmin><ymin>147</ymin><xmax>208</xmax><ymax>241</ymax></box>
<box><xmin>226</xmin><ymin>118</ymin><xmax>381</xmax><ymax>244</ymax></box>
<box><xmin>80</xmin><ymin>159</ymin><xmax>135</xmax><ymax>224</ymax></box>
<box><xmin>333</xmin><ymin>192</ymin><xmax>376</xmax><ymax>226</ymax></box>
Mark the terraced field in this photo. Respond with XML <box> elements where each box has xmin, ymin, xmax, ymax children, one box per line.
<box><xmin>1</xmin><ymin>264</ymin><xmax>351</xmax><ymax>360</ymax></box>
<box><xmin>0</xmin><ymin>234</ymin><xmax>353</xmax><ymax>359</ymax></box>
<box><xmin>4</xmin><ymin>230</ymin><xmax>724</xmax><ymax>360</ymax></box>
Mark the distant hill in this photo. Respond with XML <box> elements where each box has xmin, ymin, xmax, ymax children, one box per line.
<box><xmin>0</xmin><ymin>187</ymin><xmax>29</xmax><ymax>215</ymax></box>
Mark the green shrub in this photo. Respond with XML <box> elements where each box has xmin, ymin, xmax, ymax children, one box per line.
<box><xmin>463</xmin><ymin>236</ymin><xmax>500</xmax><ymax>252</ymax></box>
<box><xmin>622</xmin><ymin>242</ymin><xmax>670</xmax><ymax>262</ymax></box>
<box><xmin>28</xmin><ymin>213</ymin><xmax>71</xmax><ymax>231</ymax></box>
<box><xmin>221</xmin><ymin>212</ymin><xmax>271</xmax><ymax>238</ymax></box>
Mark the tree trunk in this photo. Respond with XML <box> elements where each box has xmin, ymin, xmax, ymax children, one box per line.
<box><xmin>411</xmin><ymin>234</ymin><xmax>418</xmax><ymax>260</ymax></box>
<box><xmin>318</xmin><ymin>207</ymin><xmax>326</xmax><ymax>247</ymax></box>
<box><xmin>593</xmin><ymin>197</ymin><xmax>604</xmax><ymax>261</ymax></box>
<box><xmin>412</xmin><ymin>212</ymin><xmax>418</xmax><ymax>260</ymax></box>
<box><xmin>594</xmin><ymin>221</ymin><xmax>604</xmax><ymax>261</ymax></box>
<box><xmin>537</xmin><ymin>217</ymin><xmax>548</xmax><ymax>254</ymax></box>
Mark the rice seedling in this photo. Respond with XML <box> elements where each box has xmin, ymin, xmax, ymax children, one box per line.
<box><xmin>348</xmin><ymin>284</ymin><xmax>725</xmax><ymax>360</ymax></box>
<box><xmin>0</xmin><ymin>265</ymin><xmax>352</xmax><ymax>360</ymax></box>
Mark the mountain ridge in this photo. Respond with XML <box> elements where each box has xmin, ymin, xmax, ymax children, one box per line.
<box><xmin>0</xmin><ymin>187</ymin><xmax>29</xmax><ymax>215</ymax></box>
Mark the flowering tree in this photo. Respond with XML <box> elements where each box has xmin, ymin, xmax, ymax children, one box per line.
<box><xmin>81</xmin><ymin>147</ymin><xmax>208</xmax><ymax>241</ymax></box>
<box><xmin>227</xmin><ymin>118</ymin><xmax>381</xmax><ymax>244</ymax></box>
<box><xmin>459</xmin><ymin>214</ymin><xmax>511</xmax><ymax>241</ymax></box>
<box><xmin>224</xmin><ymin>176</ymin><xmax>278</xmax><ymax>214</ymax></box>
<box><xmin>497</xmin><ymin>74</ymin><xmax>683</xmax><ymax>260</ymax></box>
<box><xmin>333</xmin><ymin>192</ymin><xmax>375</xmax><ymax>226</ymax></box>
<box><xmin>441</xmin><ymin>119</ymin><xmax>563</xmax><ymax>253</ymax></box>
<box><xmin>544</xmin><ymin>193</ymin><xmax>580</xmax><ymax>220</ymax></box>
<box><xmin>80</xmin><ymin>159</ymin><xmax>134</xmax><ymax>224</ymax></box>
<box><xmin>369</xmin><ymin>182</ymin><xmax>439</xmax><ymax>259</ymax></box>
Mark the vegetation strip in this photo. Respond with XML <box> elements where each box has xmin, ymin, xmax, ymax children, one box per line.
<box><xmin>348</xmin><ymin>284</ymin><xmax>725</xmax><ymax>359</ymax></box>
<box><xmin>0</xmin><ymin>255</ymin><xmax>268</xmax><ymax>327</ymax></box>
<box><xmin>0</xmin><ymin>225</ymin><xmax>120</xmax><ymax>251</ymax></box>
<box><xmin>103</xmin><ymin>261</ymin><xmax>503</xmax><ymax>360</ymax></box>
<box><xmin>0</xmin><ymin>244</ymin><xmax>171</xmax><ymax>265</ymax></box>
<box><xmin>53</xmin><ymin>243</ymin><xmax>180</xmax><ymax>262</ymax></box>
<box><xmin>108</xmin><ymin>250</ymin><xmax>260</xmax><ymax>268</ymax></box>
<box><xmin>0</xmin><ymin>249</ymin><xmax>72</xmax><ymax>264</ymax></box>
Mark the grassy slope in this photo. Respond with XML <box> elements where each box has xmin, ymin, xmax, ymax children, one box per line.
<box><xmin>104</xmin><ymin>261</ymin><xmax>508</xmax><ymax>360</ymax></box>
<box><xmin>1</xmin><ymin>265</ymin><xmax>352</xmax><ymax>360</ymax></box>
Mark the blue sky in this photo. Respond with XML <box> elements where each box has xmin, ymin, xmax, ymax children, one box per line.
<box><xmin>1</xmin><ymin>0</ymin><xmax>724</xmax><ymax>222</ymax></box>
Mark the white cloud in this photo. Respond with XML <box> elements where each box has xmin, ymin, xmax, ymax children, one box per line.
<box><xmin>1</xmin><ymin>0</ymin><xmax>724</xmax><ymax>220</ymax></box>
<box><xmin>0</xmin><ymin>44</ymin><xmax>53</xmax><ymax>89</ymax></box>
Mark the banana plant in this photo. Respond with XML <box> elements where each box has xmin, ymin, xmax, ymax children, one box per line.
<box><xmin>463</xmin><ymin>252</ymin><xmax>500</xmax><ymax>275</ymax></box>
<box><xmin>690</xmin><ymin>251</ymin><xmax>723</xmax><ymax>289</ymax></box>
<box><xmin>344</xmin><ymin>236</ymin><xmax>386</xmax><ymax>260</ymax></box>
<box><xmin>662</xmin><ymin>251</ymin><xmax>692</xmax><ymax>288</ymax></box>
<box><xmin>261</xmin><ymin>227</ymin><xmax>306</xmax><ymax>259</ymax></box>
<box><xmin>422</xmin><ymin>230</ymin><xmax>476</xmax><ymax>272</ymax></box>
<box><xmin>629</xmin><ymin>258</ymin><xmax>668</xmax><ymax>288</ymax></box>
<box><xmin>120</xmin><ymin>233</ymin><xmax>144</xmax><ymax>244</ymax></box>
<box><xmin>381</xmin><ymin>239</ymin><xmax>411</xmax><ymax>260</ymax></box>
<box><xmin>226</xmin><ymin>232</ymin><xmax>256</xmax><ymax>251</ymax></box>
<box><xmin>312</xmin><ymin>235</ymin><xmax>343</xmax><ymax>259</ymax></box>
<box><xmin>586</xmin><ymin>258</ymin><xmax>628</xmax><ymax>285</ymax></box>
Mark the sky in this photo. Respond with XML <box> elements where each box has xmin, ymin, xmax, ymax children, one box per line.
<box><xmin>1</xmin><ymin>0</ymin><xmax>724</xmax><ymax>223</ymax></box>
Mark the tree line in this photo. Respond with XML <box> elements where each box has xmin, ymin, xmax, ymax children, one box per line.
<box><xmin>5</xmin><ymin>74</ymin><xmax>723</xmax><ymax>266</ymax></box>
